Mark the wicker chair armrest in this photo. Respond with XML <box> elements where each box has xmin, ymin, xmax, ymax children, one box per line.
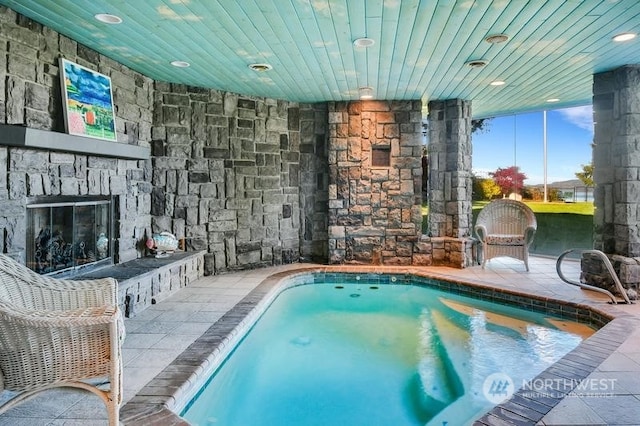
<box><xmin>475</xmin><ymin>224</ymin><xmax>488</xmax><ymax>242</ymax></box>
<box><xmin>20</xmin><ymin>277</ymin><xmax>118</xmax><ymax>312</ymax></box>
<box><xmin>0</xmin><ymin>303</ymin><xmax>120</xmax><ymax>328</ymax></box>
<box><xmin>524</xmin><ymin>225</ymin><xmax>537</xmax><ymax>245</ymax></box>
<box><xmin>41</xmin><ymin>277</ymin><xmax>118</xmax><ymax>310</ymax></box>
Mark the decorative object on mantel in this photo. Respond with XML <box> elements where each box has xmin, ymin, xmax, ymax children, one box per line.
<box><xmin>146</xmin><ymin>232</ymin><xmax>179</xmax><ymax>258</ymax></box>
<box><xmin>59</xmin><ymin>58</ymin><xmax>117</xmax><ymax>142</ymax></box>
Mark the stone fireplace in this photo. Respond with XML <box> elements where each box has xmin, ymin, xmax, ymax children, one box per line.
<box><xmin>0</xmin><ymin>122</ymin><xmax>151</xmax><ymax>270</ymax></box>
<box><xmin>26</xmin><ymin>196</ymin><xmax>113</xmax><ymax>275</ymax></box>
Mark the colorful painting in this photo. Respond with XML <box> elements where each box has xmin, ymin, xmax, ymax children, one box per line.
<box><xmin>59</xmin><ymin>58</ymin><xmax>116</xmax><ymax>141</ymax></box>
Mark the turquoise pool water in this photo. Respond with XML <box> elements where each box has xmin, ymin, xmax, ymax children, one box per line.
<box><xmin>181</xmin><ymin>280</ymin><xmax>592</xmax><ymax>425</ymax></box>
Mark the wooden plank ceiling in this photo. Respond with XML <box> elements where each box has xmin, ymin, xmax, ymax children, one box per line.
<box><xmin>2</xmin><ymin>0</ymin><xmax>640</xmax><ymax>118</ymax></box>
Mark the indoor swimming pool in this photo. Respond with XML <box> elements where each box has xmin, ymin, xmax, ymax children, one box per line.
<box><xmin>180</xmin><ymin>274</ymin><xmax>594</xmax><ymax>425</ymax></box>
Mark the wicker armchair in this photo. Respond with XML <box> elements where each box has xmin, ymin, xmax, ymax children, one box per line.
<box><xmin>474</xmin><ymin>199</ymin><xmax>537</xmax><ymax>271</ymax></box>
<box><xmin>0</xmin><ymin>254</ymin><xmax>124</xmax><ymax>426</ymax></box>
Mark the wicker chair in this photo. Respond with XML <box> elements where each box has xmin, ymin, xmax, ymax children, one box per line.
<box><xmin>474</xmin><ymin>199</ymin><xmax>537</xmax><ymax>271</ymax></box>
<box><xmin>0</xmin><ymin>254</ymin><xmax>124</xmax><ymax>426</ymax></box>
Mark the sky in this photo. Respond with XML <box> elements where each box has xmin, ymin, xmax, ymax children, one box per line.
<box><xmin>471</xmin><ymin>105</ymin><xmax>594</xmax><ymax>185</ymax></box>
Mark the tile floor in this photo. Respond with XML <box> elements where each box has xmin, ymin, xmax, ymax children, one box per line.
<box><xmin>1</xmin><ymin>256</ymin><xmax>639</xmax><ymax>425</ymax></box>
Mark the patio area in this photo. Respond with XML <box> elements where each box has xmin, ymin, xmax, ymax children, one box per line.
<box><xmin>1</xmin><ymin>255</ymin><xmax>639</xmax><ymax>425</ymax></box>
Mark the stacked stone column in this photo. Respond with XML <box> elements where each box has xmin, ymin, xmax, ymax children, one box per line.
<box><xmin>427</xmin><ymin>99</ymin><xmax>473</xmax><ymax>238</ymax></box>
<box><xmin>299</xmin><ymin>103</ymin><xmax>329</xmax><ymax>262</ymax></box>
<box><xmin>593</xmin><ymin>66</ymin><xmax>640</xmax><ymax>256</ymax></box>
<box><xmin>586</xmin><ymin>66</ymin><xmax>640</xmax><ymax>296</ymax></box>
<box><xmin>418</xmin><ymin>99</ymin><xmax>475</xmax><ymax>267</ymax></box>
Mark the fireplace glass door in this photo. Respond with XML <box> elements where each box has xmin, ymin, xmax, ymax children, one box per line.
<box><xmin>26</xmin><ymin>198</ymin><xmax>112</xmax><ymax>275</ymax></box>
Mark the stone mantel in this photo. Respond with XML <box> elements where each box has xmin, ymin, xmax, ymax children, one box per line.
<box><xmin>0</xmin><ymin>124</ymin><xmax>150</xmax><ymax>160</ymax></box>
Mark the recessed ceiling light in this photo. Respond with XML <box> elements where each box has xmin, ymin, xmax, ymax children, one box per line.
<box><xmin>248</xmin><ymin>63</ymin><xmax>273</xmax><ymax>72</ymax></box>
<box><xmin>358</xmin><ymin>86</ymin><xmax>374</xmax><ymax>100</ymax></box>
<box><xmin>170</xmin><ymin>61</ymin><xmax>190</xmax><ymax>68</ymax></box>
<box><xmin>353</xmin><ymin>38</ymin><xmax>375</xmax><ymax>48</ymax></box>
<box><xmin>613</xmin><ymin>32</ymin><xmax>637</xmax><ymax>42</ymax></box>
<box><xmin>485</xmin><ymin>34</ymin><xmax>509</xmax><ymax>44</ymax></box>
<box><xmin>466</xmin><ymin>59</ymin><xmax>488</xmax><ymax>68</ymax></box>
<box><xmin>546</xmin><ymin>98</ymin><xmax>560</xmax><ymax>103</ymax></box>
<box><xmin>490</xmin><ymin>80</ymin><xmax>505</xmax><ymax>86</ymax></box>
<box><xmin>94</xmin><ymin>14</ymin><xmax>122</xmax><ymax>24</ymax></box>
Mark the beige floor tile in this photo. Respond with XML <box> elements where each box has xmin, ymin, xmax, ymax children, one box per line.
<box><xmin>541</xmin><ymin>397</ymin><xmax>606</xmax><ymax>425</ymax></box>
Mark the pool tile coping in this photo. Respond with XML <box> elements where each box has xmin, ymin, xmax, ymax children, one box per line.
<box><xmin>119</xmin><ymin>265</ymin><xmax>636</xmax><ymax>425</ymax></box>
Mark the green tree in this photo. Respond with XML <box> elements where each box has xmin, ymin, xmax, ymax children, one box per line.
<box><xmin>473</xmin><ymin>176</ymin><xmax>502</xmax><ymax>201</ymax></box>
<box><xmin>471</xmin><ymin>117</ymin><xmax>492</xmax><ymax>134</ymax></box>
<box><xmin>422</xmin><ymin>117</ymin><xmax>492</xmax><ymax>141</ymax></box>
<box><xmin>575</xmin><ymin>163</ymin><xmax>594</xmax><ymax>187</ymax></box>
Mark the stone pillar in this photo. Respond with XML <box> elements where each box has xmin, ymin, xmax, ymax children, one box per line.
<box><xmin>427</xmin><ymin>99</ymin><xmax>473</xmax><ymax>239</ymax></box>
<box><xmin>586</xmin><ymin>65</ymin><xmax>640</xmax><ymax>298</ymax></box>
<box><xmin>593</xmin><ymin>66</ymin><xmax>640</xmax><ymax>257</ymax></box>
<box><xmin>299</xmin><ymin>103</ymin><xmax>329</xmax><ymax>263</ymax></box>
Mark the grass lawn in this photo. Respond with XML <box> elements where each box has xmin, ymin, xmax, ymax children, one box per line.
<box><xmin>472</xmin><ymin>201</ymin><xmax>594</xmax><ymax>215</ymax></box>
<box><xmin>526</xmin><ymin>201</ymin><xmax>594</xmax><ymax>215</ymax></box>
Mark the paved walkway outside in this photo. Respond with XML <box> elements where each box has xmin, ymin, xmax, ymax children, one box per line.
<box><xmin>1</xmin><ymin>256</ymin><xmax>639</xmax><ymax>425</ymax></box>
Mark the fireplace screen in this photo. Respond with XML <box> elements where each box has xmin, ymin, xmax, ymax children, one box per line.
<box><xmin>26</xmin><ymin>197</ymin><xmax>112</xmax><ymax>275</ymax></box>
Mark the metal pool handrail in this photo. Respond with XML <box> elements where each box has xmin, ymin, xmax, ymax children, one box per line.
<box><xmin>556</xmin><ymin>249</ymin><xmax>632</xmax><ymax>304</ymax></box>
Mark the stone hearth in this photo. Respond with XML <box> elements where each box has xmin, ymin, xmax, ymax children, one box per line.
<box><xmin>78</xmin><ymin>250</ymin><xmax>205</xmax><ymax>317</ymax></box>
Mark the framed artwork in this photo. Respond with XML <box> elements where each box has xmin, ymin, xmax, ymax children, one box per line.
<box><xmin>59</xmin><ymin>58</ymin><xmax>116</xmax><ymax>141</ymax></box>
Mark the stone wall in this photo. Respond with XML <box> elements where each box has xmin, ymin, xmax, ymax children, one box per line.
<box><xmin>327</xmin><ymin>101</ymin><xmax>424</xmax><ymax>265</ymax></box>
<box><xmin>150</xmin><ymin>85</ymin><xmax>315</xmax><ymax>274</ymax></box>
<box><xmin>0</xmin><ymin>6</ymin><xmax>153</xmax><ymax>263</ymax></box>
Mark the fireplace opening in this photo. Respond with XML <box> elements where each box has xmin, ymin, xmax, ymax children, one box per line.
<box><xmin>26</xmin><ymin>196</ymin><xmax>113</xmax><ymax>276</ymax></box>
